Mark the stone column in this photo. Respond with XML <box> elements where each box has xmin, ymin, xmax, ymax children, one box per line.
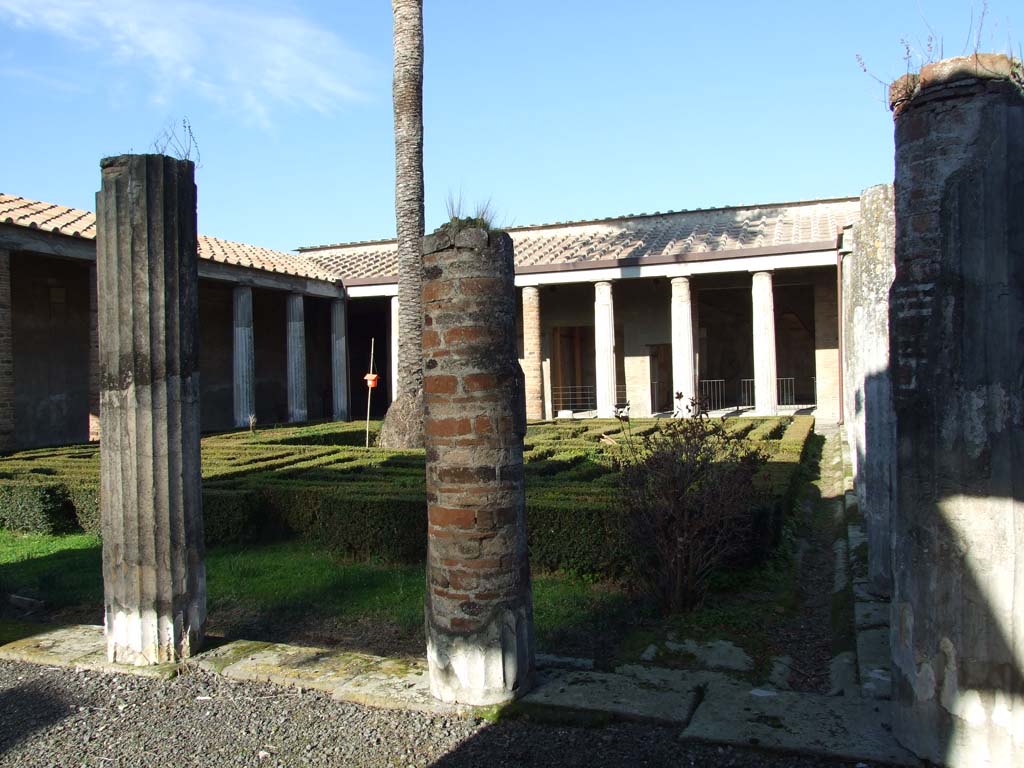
<box><xmin>593</xmin><ymin>280</ymin><xmax>616</xmax><ymax>418</ymax></box>
<box><xmin>751</xmin><ymin>271</ymin><xmax>778</xmax><ymax>416</ymax></box>
<box><xmin>390</xmin><ymin>295</ymin><xmax>400</xmax><ymax>403</ymax></box>
<box><xmin>521</xmin><ymin>286</ymin><xmax>543</xmax><ymax>421</ymax></box>
<box><xmin>232</xmin><ymin>286</ymin><xmax>255</xmax><ymax>428</ymax></box>
<box><xmin>88</xmin><ymin>264</ymin><xmax>101</xmax><ymax>442</ymax></box>
<box><xmin>95</xmin><ymin>154</ymin><xmax>205</xmax><ymax>665</ymax></box>
<box><xmin>887</xmin><ymin>55</ymin><xmax>1024</xmax><ymax>765</ymax></box>
<box><xmin>331</xmin><ymin>297</ymin><xmax>349</xmax><ymax>421</ymax></box>
<box><xmin>286</xmin><ymin>293</ymin><xmax>307</xmax><ymax>423</ymax></box>
<box><xmin>670</xmin><ymin>277</ymin><xmax>696</xmax><ymax>414</ymax></box>
<box><xmin>843</xmin><ymin>184</ymin><xmax>896</xmax><ymax>597</ymax></box>
<box><xmin>0</xmin><ymin>250</ymin><xmax>13</xmax><ymax>452</ymax></box>
<box><xmin>421</xmin><ymin>227</ymin><xmax>535</xmax><ymax>705</ymax></box>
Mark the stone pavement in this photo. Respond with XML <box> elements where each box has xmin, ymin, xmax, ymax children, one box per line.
<box><xmin>0</xmin><ymin>623</ymin><xmax>918</xmax><ymax>766</ymax></box>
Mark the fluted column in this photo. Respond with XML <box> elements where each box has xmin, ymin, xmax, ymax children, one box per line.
<box><xmin>751</xmin><ymin>271</ymin><xmax>778</xmax><ymax>416</ymax></box>
<box><xmin>232</xmin><ymin>286</ymin><xmax>255</xmax><ymax>428</ymax></box>
<box><xmin>331</xmin><ymin>297</ymin><xmax>349</xmax><ymax>421</ymax></box>
<box><xmin>521</xmin><ymin>286</ymin><xmax>543</xmax><ymax>420</ymax></box>
<box><xmin>96</xmin><ymin>154</ymin><xmax>205</xmax><ymax>666</ymax></box>
<box><xmin>286</xmin><ymin>293</ymin><xmax>307</xmax><ymax>423</ymax></box>
<box><xmin>670</xmin><ymin>277</ymin><xmax>696</xmax><ymax>414</ymax></box>
<box><xmin>593</xmin><ymin>281</ymin><xmax>616</xmax><ymax>418</ymax></box>
<box><xmin>390</xmin><ymin>295</ymin><xmax>400</xmax><ymax>403</ymax></box>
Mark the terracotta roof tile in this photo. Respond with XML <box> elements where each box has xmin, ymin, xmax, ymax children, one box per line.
<box><xmin>0</xmin><ymin>193</ymin><xmax>337</xmax><ymax>284</ymax></box>
<box><xmin>300</xmin><ymin>198</ymin><xmax>860</xmax><ymax>282</ymax></box>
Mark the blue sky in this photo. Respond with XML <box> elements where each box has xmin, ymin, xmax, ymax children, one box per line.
<box><xmin>0</xmin><ymin>1</ymin><xmax>1020</xmax><ymax>253</ymax></box>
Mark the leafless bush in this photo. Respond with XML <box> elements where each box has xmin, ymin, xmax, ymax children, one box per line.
<box><xmin>619</xmin><ymin>413</ymin><xmax>767</xmax><ymax>612</ymax></box>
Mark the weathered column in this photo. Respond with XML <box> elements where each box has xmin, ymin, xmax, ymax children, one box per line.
<box><xmin>88</xmin><ymin>264</ymin><xmax>101</xmax><ymax>442</ymax></box>
<box><xmin>670</xmin><ymin>276</ymin><xmax>696</xmax><ymax>414</ymax></box>
<box><xmin>286</xmin><ymin>293</ymin><xmax>307</xmax><ymax>423</ymax></box>
<box><xmin>331</xmin><ymin>297</ymin><xmax>349</xmax><ymax>421</ymax></box>
<box><xmin>521</xmin><ymin>286</ymin><xmax>544</xmax><ymax>420</ymax></box>
<box><xmin>751</xmin><ymin>271</ymin><xmax>778</xmax><ymax>416</ymax></box>
<box><xmin>593</xmin><ymin>280</ymin><xmax>616</xmax><ymax>417</ymax></box>
<box><xmin>842</xmin><ymin>184</ymin><xmax>896</xmax><ymax>597</ymax></box>
<box><xmin>390</xmin><ymin>295</ymin><xmax>400</xmax><ymax>403</ymax></box>
<box><xmin>232</xmin><ymin>286</ymin><xmax>255</xmax><ymax>428</ymax></box>
<box><xmin>888</xmin><ymin>54</ymin><xmax>1024</xmax><ymax>765</ymax></box>
<box><xmin>96</xmin><ymin>154</ymin><xmax>205</xmax><ymax>665</ymax></box>
<box><xmin>0</xmin><ymin>249</ymin><xmax>14</xmax><ymax>451</ymax></box>
<box><xmin>421</xmin><ymin>226</ymin><xmax>535</xmax><ymax>705</ymax></box>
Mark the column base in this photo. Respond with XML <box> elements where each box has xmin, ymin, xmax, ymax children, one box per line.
<box><xmin>426</xmin><ymin>603</ymin><xmax>535</xmax><ymax>706</ymax></box>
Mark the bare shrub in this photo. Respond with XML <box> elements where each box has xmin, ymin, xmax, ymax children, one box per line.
<box><xmin>619</xmin><ymin>414</ymin><xmax>768</xmax><ymax>612</ymax></box>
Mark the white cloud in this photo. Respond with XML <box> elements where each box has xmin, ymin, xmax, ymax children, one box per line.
<box><xmin>0</xmin><ymin>0</ymin><xmax>374</xmax><ymax>122</ymax></box>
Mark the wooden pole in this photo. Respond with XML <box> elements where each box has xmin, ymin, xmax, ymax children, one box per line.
<box><xmin>366</xmin><ymin>337</ymin><xmax>375</xmax><ymax>448</ymax></box>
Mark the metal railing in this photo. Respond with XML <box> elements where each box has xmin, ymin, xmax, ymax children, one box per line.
<box><xmin>777</xmin><ymin>377</ymin><xmax>796</xmax><ymax>406</ymax></box>
<box><xmin>739</xmin><ymin>379</ymin><xmax>755</xmax><ymax>408</ymax></box>
<box><xmin>552</xmin><ymin>385</ymin><xmax>596</xmax><ymax>413</ymax></box>
<box><xmin>699</xmin><ymin>379</ymin><xmax>726</xmax><ymax>412</ymax></box>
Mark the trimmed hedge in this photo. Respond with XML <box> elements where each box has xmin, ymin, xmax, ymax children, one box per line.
<box><xmin>0</xmin><ymin>417</ymin><xmax>815</xmax><ymax>577</ymax></box>
<box><xmin>0</xmin><ymin>481</ymin><xmax>76</xmax><ymax>534</ymax></box>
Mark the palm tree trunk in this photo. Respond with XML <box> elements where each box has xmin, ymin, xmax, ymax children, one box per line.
<box><xmin>379</xmin><ymin>0</ymin><xmax>425</xmax><ymax>449</ymax></box>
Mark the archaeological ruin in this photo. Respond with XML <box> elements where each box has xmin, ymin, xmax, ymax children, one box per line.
<box><xmin>0</xmin><ymin>50</ymin><xmax>1020</xmax><ymax>766</ymax></box>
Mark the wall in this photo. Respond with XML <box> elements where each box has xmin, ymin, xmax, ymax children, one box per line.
<box><xmin>252</xmin><ymin>288</ymin><xmax>288</xmax><ymax>425</ymax></box>
<box><xmin>198</xmin><ymin>280</ymin><xmax>234</xmax><ymax>432</ymax></box>
<box><xmin>304</xmin><ymin>296</ymin><xmax>334</xmax><ymax>420</ymax></box>
<box><xmin>812</xmin><ymin>270</ymin><xmax>841</xmax><ymax>423</ymax></box>
<box><xmin>11</xmin><ymin>253</ymin><xmax>91</xmax><ymax>447</ymax></box>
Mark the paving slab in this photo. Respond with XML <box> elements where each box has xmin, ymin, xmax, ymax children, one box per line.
<box><xmin>333</xmin><ymin>657</ymin><xmax>457</xmax><ymax>715</ymax></box>
<box><xmin>856</xmin><ymin>627</ymin><xmax>892</xmax><ymax>699</ymax></box>
<box><xmin>520</xmin><ymin>667</ymin><xmax>702</xmax><ymax>725</ymax></box>
<box><xmin>536</xmin><ymin>653</ymin><xmax>594</xmax><ymax>671</ymax></box>
<box><xmin>215</xmin><ymin>641</ymin><xmax>380</xmax><ymax>693</ymax></box>
<box><xmin>662</xmin><ymin>639</ymin><xmax>754</xmax><ymax>672</ymax></box>
<box><xmin>684</xmin><ymin>677</ymin><xmax>917</xmax><ymax>765</ymax></box>
<box><xmin>0</xmin><ymin>624</ymin><xmax>177</xmax><ymax>679</ymax></box>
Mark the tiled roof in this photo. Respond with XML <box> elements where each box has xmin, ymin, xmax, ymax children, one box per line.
<box><xmin>0</xmin><ymin>193</ymin><xmax>338</xmax><ymax>284</ymax></box>
<box><xmin>300</xmin><ymin>198</ymin><xmax>859</xmax><ymax>282</ymax></box>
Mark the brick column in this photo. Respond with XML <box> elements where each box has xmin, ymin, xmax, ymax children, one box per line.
<box><xmin>751</xmin><ymin>271</ymin><xmax>778</xmax><ymax>416</ymax></box>
<box><xmin>390</xmin><ymin>295</ymin><xmax>400</xmax><ymax>403</ymax></box>
<box><xmin>813</xmin><ymin>278</ymin><xmax>840</xmax><ymax>423</ymax></box>
<box><xmin>286</xmin><ymin>293</ymin><xmax>307</xmax><ymax>423</ymax></box>
<box><xmin>96</xmin><ymin>154</ymin><xmax>205</xmax><ymax>665</ymax></box>
<box><xmin>670</xmin><ymin>276</ymin><xmax>696</xmax><ymax>414</ymax></box>
<box><xmin>331</xmin><ymin>297</ymin><xmax>349</xmax><ymax>421</ymax></box>
<box><xmin>421</xmin><ymin>226</ymin><xmax>535</xmax><ymax>705</ymax></box>
<box><xmin>888</xmin><ymin>54</ymin><xmax>1024</xmax><ymax>764</ymax></box>
<box><xmin>0</xmin><ymin>250</ymin><xmax>13</xmax><ymax>451</ymax></box>
<box><xmin>521</xmin><ymin>286</ymin><xmax>543</xmax><ymax>420</ymax></box>
<box><xmin>88</xmin><ymin>264</ymin><xmax>100</xmax><ymax>442</ymax></box>
<box><xmin>232</xmin><ymin>286</ymin><xmax>255</xmax><ymax>428</ymax></box>
<box><xmin>593</xmin><ymin>280</ymin><xmax>616</xmax><ymax>418</ymax></box>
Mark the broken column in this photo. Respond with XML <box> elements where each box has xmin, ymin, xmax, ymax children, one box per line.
<box><xmin>421</xmin><ymin>226</ymin><xmax>535</xmax><ymax>705</ymax></box>
<box><xmin>842</xmin><ymin>184</ymin><xmax>896</xmax><ymax>597</ymax></box>
<box><xmin>0</xmin><ymin>249</ymin><xmax>13</xmax><ymax>451</ymax></box>
<box><xmin>95</xmin><ymin>154</ymin><xmax>205</xmax><ymax>665</ymax></box>
<box><xmin>670</xmin><ymin>276</ymin><xmax>696</xmax><ymax>413</ymax></box>
<box><xmin>232</xmin><ymin>286</ymin><xmax>255</xmax><ymax>428</ymax></box>
<box><xmin>889</xmin><ymin>54</ymin><xmax>1024</xmax><ymax>764</ymax></box>
<box><xmin>331</xmin><ymin>297</ymin><xmax>349</xmax><ymax>421</ymax></box>
<box><xmin>593</xmin><ymin>280</ymin><xmax>616</xmax><ymax>417</ymax></box>
<box><xmin>286</xmin><ymin>293</ymin><xmax>307</xmax><ymax>423</ymax></box>
<box><xmin>521</xmin><ymin>286</ymin><xmax>544</xmax><ymax>421</ymax></box>
<box><xmin>751</xmin><ymin>271</ymin><xmax>778</xmax><ymax>416</ymax></box>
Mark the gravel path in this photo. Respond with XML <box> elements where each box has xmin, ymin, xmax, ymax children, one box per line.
<box><xmin>0</xmin><ymin>660</ymin><xmax>886</xmax><ymax>767</ymax></box>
